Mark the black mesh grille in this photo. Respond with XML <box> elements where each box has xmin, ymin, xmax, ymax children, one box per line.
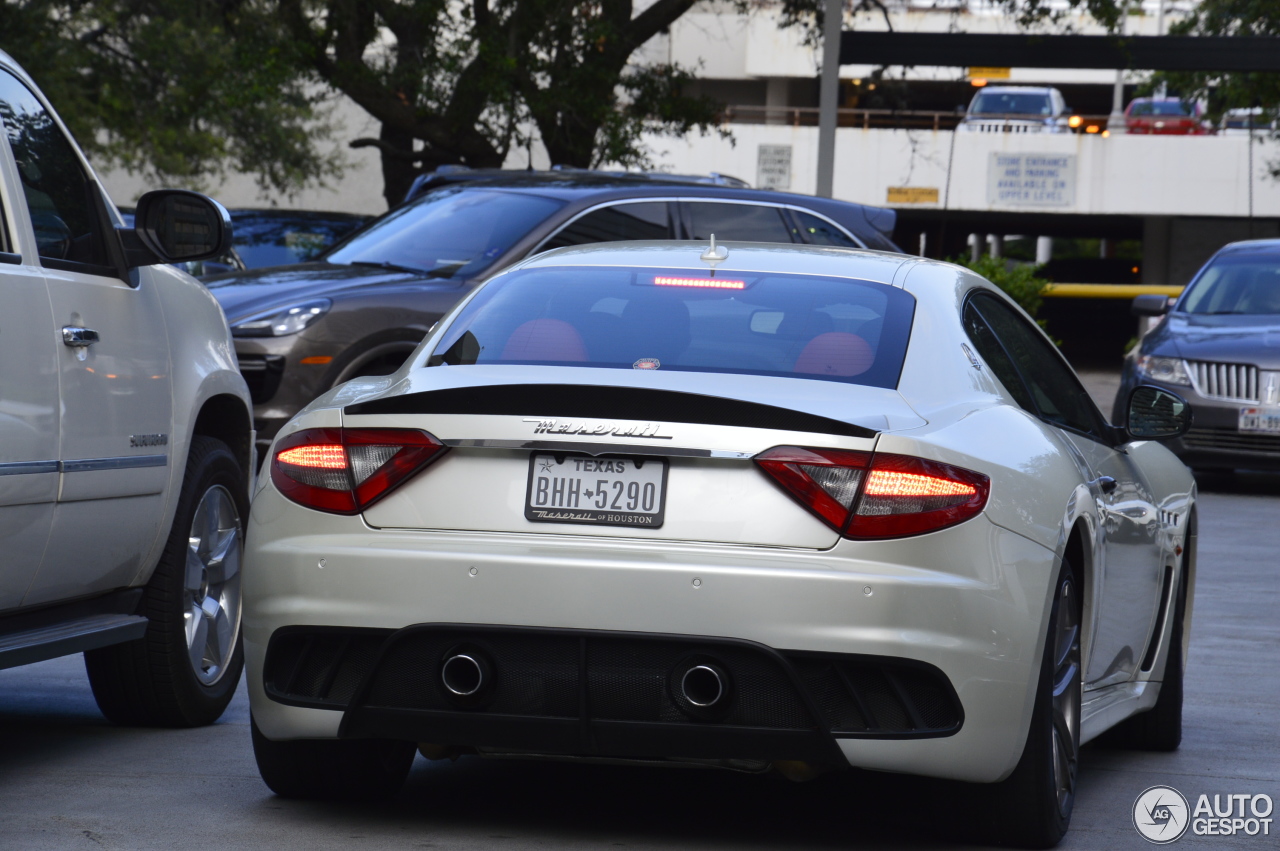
<box><xmin>587</xmin><ymin>640</ymin><xmax>811</xmax><ymax>729</ymax></box>
<box><xmin>844</xmin><ymin>666</ymin><xmax>911</xmax><ymax>731</ymax></box>
<box><xmin>264</xmin><ymin>626</ymin><xmax>960</xmax><ymax>739</ymax></box>
<box><xmin>783</xmin><ymin>654</ymin><xmax>961</xmax><ymax>735</ymax></box>
<box><xmin>790</xmin><ymin>657</ymin><xmax>867</xmax><ymax>732</ymax></box>
<box><xmin>365</xmin><ymin>632</ymin><xmax>580</xmax><ymax>717</ymax></box>
<box><xmin>892</xmin><ymin>667</ymin><xmax>957</xmax><ymax>730</ymax></box>
<box><xmin>264</xmin><ymin>630</ymin><xmax>392</xmax><ymax>706</ymax></box>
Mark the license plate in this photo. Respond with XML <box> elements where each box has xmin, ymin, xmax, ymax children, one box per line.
<box><xmin>525</xmin><ymin>454</ymin><xmax>667</xmax><ymax>528</ymax></box>
<box><xmin>1238</xmin><ymin>407</ymin><xmax>1280</xmax><ymax>434</ymax></box>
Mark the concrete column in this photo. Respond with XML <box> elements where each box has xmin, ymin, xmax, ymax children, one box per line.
<box><xmin>989</xmin><ymin>234</ymin><xmax>1003</xmax><ymax>258</ymax></box>
<box><xmin>815</xmin><ymin>0</ymin><xmax>843</xmax><ymax>198</ymax></box>
<box><xmin>1035</xmin><ymin>236</ymin><xmax>1053</xmax><ymax>265</ymax></box>
<box><xmin>969</xmin><ymin>233</ymin><xmax>980</xmax><ymax>263</ymax></box>
<box><xmin>1108</xmin><ymin>70</ymin><xmax>1127</xmax><ymax>135</ymax></box>
<box><xmin>765</xmin><ymin>78</ymin><xmax>789</xmax><ymax>126</ymax></box>
<box><xmin>1143</xmin><ymin>216</ymin><xmax>1173</xmax><ymax>285</ymax></box>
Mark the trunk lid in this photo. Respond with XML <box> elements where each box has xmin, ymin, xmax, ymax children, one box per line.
<box><xmin>346</xmin><ymin>367</ymin><xmax>924</xmax><ymax>548</ymax></box>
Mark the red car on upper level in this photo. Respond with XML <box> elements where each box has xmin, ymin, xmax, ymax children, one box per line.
<box><xmin>1124</xmin><ymin>97</ymin><xmax>1213</xmax><ymax>135</ymax></box>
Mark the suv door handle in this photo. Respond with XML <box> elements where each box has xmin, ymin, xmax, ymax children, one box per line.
<box><xmin>62</xmin><ymin>326</ymin><xmax>100</xmax><ymax>347</ymax></box>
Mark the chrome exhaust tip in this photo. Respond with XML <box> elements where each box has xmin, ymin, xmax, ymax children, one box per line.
<box><xmin>680</xmin><ymin>664</ymin><xmax>727</xmax><ymax>708</ymax></box>
<box><xmin>441</xmin><ymin>653</ymin><xmax>486</xmax><ymax>697</ymax></box>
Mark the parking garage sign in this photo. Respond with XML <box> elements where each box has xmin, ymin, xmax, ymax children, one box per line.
<box><xmin>988</xmin><ymin>152</ymin><xmax>1076</xmax><ymax>207</ymax></box>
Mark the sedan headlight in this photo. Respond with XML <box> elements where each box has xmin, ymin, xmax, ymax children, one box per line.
<box><xmin>231</xmin><ymin>299</ymin><xmax>331</xmax><ymax>337</ymax></box>
<box><xmin>1137</xmin><ymin>355</ymin><xmax>1190</xmax><ymax>386</ymax></box>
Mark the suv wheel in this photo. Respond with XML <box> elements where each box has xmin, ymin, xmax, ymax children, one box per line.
<box><xmin>85</xmin><ymin>435</ymin><xmax>247</xmax><ymax>726</ymax></box>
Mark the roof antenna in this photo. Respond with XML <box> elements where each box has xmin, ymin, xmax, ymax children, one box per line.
<box><xmin>700</xmin><ymin>234</ymin><xmax>728</xmax><ymax>275</ymax></box>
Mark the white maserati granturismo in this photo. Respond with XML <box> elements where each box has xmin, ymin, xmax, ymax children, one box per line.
<box><xmin>243</xmin><ymin>241</ymin><xmax>1197</xmax><ymax>848</ymax></box>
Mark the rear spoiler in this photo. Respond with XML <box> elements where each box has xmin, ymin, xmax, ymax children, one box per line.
<box><xmin>345</xmin><ymin>384</ymin><xmax>876</xmax><ymax>439</ymax></box>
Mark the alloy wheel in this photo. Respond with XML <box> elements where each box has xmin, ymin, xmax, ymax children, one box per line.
<box><xmin>1050</xmin><ymin>575</ymin><xmax>1082</xmax><ymax>818</ymax></box>
<box><xmin>183</xmin><ymin>484</ymin><xmax>243</xmax><ymax>686</ymax></box>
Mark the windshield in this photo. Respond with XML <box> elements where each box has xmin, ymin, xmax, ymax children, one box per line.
<box><xmin>324</xmin><ymin>187</ymin><xmax>565</xmax><ymax>279</ymax></box>
<box><xmin>427</xmin><ymin>266</ymin><xmax>916</xmax><ymax>388</ymax></box>
<box><xmin>1130</xmin><ymin>101</ymin><xmax>1193</xmax><ymax>117</ymax></box>
<box><xmin>232</xmin><ymin>213</ymin><xmax>368</xmax><ymax>268</ymax></box>
<box><xmin>970</xmin><ymin>92</ymin><xmax>1053</xmax><ymax>116</ymax></box>
<box><xmin>1181</xmin><ymin>253</ymin><xmax>1280</xmax><ymax>315</ymax></box>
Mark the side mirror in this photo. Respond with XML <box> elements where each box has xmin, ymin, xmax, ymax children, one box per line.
<box><xmin>1131</xmin><ymin>293</ymin><xmax>1171</xmax><ymax>317</ymax></box>
<box><xmin>121</xmin><ymin>189</ymin><xmax>232</xmax><ymax>269</ymax></box>
<box><xmin>1126</xmin><ymin>385</ymin><xmax>1192</xmax><ymax>440</ymax></box>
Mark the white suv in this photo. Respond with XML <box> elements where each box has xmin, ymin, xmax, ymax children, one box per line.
<box><xmin>958</xmin><ymin>86</ymin><xmax>1071</xmax><ymax>134</ymax></box>
<box><xmin>0</xmin><ymin>51</ymin><xmax>254</xmax><ymax>726</ymax></box>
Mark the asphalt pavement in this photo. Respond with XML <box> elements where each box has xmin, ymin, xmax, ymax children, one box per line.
<box><xmin>1</xmin><ymin>374</ymin><xmax>1277</xmax><ymax>851</ymax></box>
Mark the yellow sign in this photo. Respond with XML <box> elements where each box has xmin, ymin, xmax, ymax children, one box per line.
<box><xmin>968</xmin><ymin>67</ymin><xmax>1012</xmax><ymax>80</ymax></box>
<box><xmin>886</xmin><ymin>186</ymin><xmax>940</xmax><ymax>204</ymax></box>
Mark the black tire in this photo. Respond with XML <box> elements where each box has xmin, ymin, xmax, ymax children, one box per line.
<box><xmin>1101</xmin><ymin>515</ymin><xmax>1193</xmax><ymax>751</ymax></box>
<box><xmin>84</xmin><ymin>436</ymin><xmax>247</xmax><ymax>727</ymax></box>
<box><xmin>251</xmin><ymin>716</ymin><xmax>415</xmax><ymax>801</ymax></box>
<box><xmin>978</xmin><ymin>558</ymin><xmax>1082</xmax><ymax>849</ymax></box>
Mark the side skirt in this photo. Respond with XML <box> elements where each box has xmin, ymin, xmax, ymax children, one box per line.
<box><xmin>1080</xmin><ymin>680</ymin><xmax>1161</xmax><ymax>745</ymax></box>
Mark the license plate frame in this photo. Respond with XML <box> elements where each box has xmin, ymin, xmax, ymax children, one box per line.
<box><xmin>524</xmin><ymin>453</ymin><xmax>668</xmax><ymax>528</ymax></box>
<box><xmin>1238</xmin><ymin>406</ymin><xmax>1280</xmax><ymax>434</ymax></box>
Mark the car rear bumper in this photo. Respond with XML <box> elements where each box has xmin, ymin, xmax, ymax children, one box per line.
<box><xmin>243</xmin><ymin>485</ymin><xmax>1058</xmax><ymax>783</ymax></box>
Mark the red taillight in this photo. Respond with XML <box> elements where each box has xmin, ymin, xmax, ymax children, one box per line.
<box><xmin>270</xmin><ymin>427</ymin><xmax>447</xmax><ymax>514</ymax></box>
<box><xmin>755</xmin><ymin>446</ymin><xmax>989</xmax><ymax>539</ymax></box>
<box><xmin>754</xmin><ymin>447</ymin><xmax>871</xmax><ymax>530</ymax></box>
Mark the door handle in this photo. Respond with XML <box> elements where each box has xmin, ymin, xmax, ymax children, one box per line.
<box><xmin>1093</xmin><ymin>475</ymin><xmax>1118</xmax><ymax>494</ymax></box>
<box><xmin>62</xmin><ymin>326</ymin><xmax>100</xmax><ymax>347</ymax></box>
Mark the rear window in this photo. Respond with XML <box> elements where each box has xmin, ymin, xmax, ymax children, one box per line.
<box><xmin>427</xmin><ymin>266</ymin><xmax>915</xmax><ymax>388</ymax></box>
<box><xmin>1180</xmin><ymin>253</ymin><xmax>1280</xmax><ymax>315</ymax></box>
<box><xmin>232</xmin><ymin>213</ymin><xmax>368</xmax><ymax>268</ymax></box>
<box><xmin>1130</xmin><ymin>101</ymin><xmax>1193</xmax><ymax>117</ymax></box>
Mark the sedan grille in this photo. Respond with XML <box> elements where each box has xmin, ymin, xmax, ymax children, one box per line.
<box><xmin>1188</xmin><ymin>360</ymin><xmax>1259</xmax><ymax>402</ymax></box>
<box><xmin>1182</xmin><ymin>427</ymin><xmax>1280</xmax><ymax>454</ymax></box>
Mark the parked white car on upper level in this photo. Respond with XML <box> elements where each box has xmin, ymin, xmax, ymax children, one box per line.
<box><xmin>958</xmin><ymin>86</ymin><xmax>1072</xmax><ymax>134</ymax></box>
<box><xmin>0</xmin><ymin>50</ymin><xmax>254</xmax><ymax>727</ymax></box>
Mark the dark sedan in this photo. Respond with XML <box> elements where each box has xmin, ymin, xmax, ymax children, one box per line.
<box><xmin>204</xmin><ymin>170</ymin><xmax>902</xmax><ymax>454</ymax></box>
<box><xmin>1117</xmin><ymin>238</ymin><xmax>1280</xmax><ymax>471</ymax></box>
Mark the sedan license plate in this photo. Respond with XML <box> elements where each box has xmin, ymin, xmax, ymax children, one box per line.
<box><xmin>525</xmin><ymin>454</ymin><xmax>667</xmax><ymax>528</ymax></box>
<box><xmin>1239</xmin><ymin>407</ymin><xmax>1280</xmax><ymax>434</ymax></box>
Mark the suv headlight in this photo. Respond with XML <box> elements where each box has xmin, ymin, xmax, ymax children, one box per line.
<box><xmin>1137</xmin><ymin>355</ymin><xmax>1190</xmax><ymax>386</ymax></box>
<box><xmin>231</xmin><ymin>299</ymin><xmax>332</xmax><ymax>337</ymax></box>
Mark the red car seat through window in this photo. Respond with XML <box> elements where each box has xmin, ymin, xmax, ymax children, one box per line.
<box><xmin>793</xmin><ymin>332</ymin><xmax>874</xmax><ymax>377</ymax></box>
<box><xmin>501</xmin><ymin>319</ymin><xmax>588</xmax><ymax>362</ymax></box>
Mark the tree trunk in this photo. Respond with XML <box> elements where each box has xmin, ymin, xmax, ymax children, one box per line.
<box><xmin>378</xmin><ymin>121</ymin><xmax>419</xmax><ymax>209</ymax></box>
